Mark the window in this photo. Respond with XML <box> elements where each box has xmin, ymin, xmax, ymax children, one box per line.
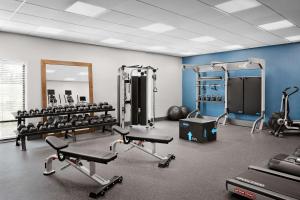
<box><xmin>0</xmin><ymin>60</ymin><xmax>26</xmax><ymax>122</ymax></box>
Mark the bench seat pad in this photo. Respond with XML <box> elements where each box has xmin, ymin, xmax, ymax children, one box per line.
<box><xmin>61</xmin><ymin>147</ymin><xmax>117</xmax><ymax>164</ymax></box>
<box><xmin>126</xmin><ymin>134</ymin><xmax>173</xmax><ymax>144</ymax></box>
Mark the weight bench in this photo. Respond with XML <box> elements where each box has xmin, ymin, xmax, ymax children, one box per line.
<box><xmin>44</xmin><ymin>136</ymin><xmax>122</xmax><ymax>198</ymax></box>
<box><xmin>110</xmin><ymin>126</ymin><xmax>175</xmax><ymax>168</ymax></box>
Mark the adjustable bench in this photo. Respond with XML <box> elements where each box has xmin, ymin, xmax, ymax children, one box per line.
<box><xmin>44</xmin><ymin>136</ymin><xmax>123</xmax><ymax>198</ymax></box>
<box><xmin>110</xmin><ymin>126</ymin><xmax>175</xmax><ymax>168</ymax></box>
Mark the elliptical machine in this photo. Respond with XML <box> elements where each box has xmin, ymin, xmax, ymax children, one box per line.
<box><xmin>269</xmin><ymin>86</ymin><xmax>300</xmax><ymax>137</ymax></box>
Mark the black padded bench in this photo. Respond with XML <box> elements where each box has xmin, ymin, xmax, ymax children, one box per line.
<box><xmin>111</xmin><ymin>125</ymin><xmax>175</xmax><ymax>168</ymax></box>
<box><xmin>44</xmin><ymin>136</ymin><xmax>122</xmax><ymax>198</ymax></box>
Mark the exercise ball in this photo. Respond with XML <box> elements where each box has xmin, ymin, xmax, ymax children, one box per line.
<box><xmin>180</xmin><ymin>106</ymin><xmax>189</xmax><ymax>118</ymax></box>
<box><xmin>167</xmin><ymin>106</ymin><xmax>181</xmax><ymax>121</ymax></box>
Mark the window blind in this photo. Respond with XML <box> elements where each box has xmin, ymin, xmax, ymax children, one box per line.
<box><xmin>0</xmin><ymin>60</ymin><xmax>26</xmax><ymax>122</ymax></box>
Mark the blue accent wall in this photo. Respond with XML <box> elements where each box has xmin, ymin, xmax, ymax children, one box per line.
<box><xmin>182</xmin><ymin>42</ymin><xmax>300</xmax><ymax>121</ymax></box>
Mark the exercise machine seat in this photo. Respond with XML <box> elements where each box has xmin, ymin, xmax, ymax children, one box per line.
<box><xmin>60</xmin><ymin>147</ymin><xmax>117</xmax><ymax>164</ymax></box>
<box><xmin>46</xmin><ymin>136</ymin><xmax>117</xmax><ymax>164</ymax></box>
<box><xmin>46</xmin><ymin>136</ymin><xmax>68</xmax><ymax>150</ymax></box>
<box><xmin>126</xmin><ymin>134</ymin><xmax>173</xmax><ymax>144</ymax></box>
<box><xmin>112</xmin><ymin>125</ymin><xmax>130</xmax><ymax>135</ymax></box>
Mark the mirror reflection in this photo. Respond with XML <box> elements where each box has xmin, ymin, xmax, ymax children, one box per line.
<box><xmin>46</xmin><ymin>65</ymin><xmax>89</xmax><ymax>107</ymax></box>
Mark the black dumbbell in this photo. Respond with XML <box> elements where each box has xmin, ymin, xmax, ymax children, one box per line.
<box><xmin>211</xmin><ymin>95</ymin><xmax>216</xmax><ymax>101</ymax></box>
<box><xmin>29</xmin><ymin>109</ymin><xmax>35</xmax><ymax>116</ymax></box>
<box><xmin>64</xmin><ymin>122</ymin><xmax>72</xmax><ymax>128</ymax></box>
<box><xmin>57</xmin><ymin>123</ymin><xmax>65</xmax><ymax>129</ymax></box>
<box><xmin>17</xmin><ymin>124</ymin><xmax>26</xmax><ymax>131</ymax></box>
<box><xmin>17</xmin><ymin>110</ymin><xmax>22</xmax><ymax>116</ymax></box>
<box><xmin>216</xmin><ymin>96</ymin><xmax>222</xmax><ymax>101</ymax></box>
<box><xmin>36</xmin><ymin>122</ymin><xmax>43</xmax><ymax>130</ymax></box>
<box><xmin>48</xmin><ymin>124</ymin><xmax>55</xmax><ymax>130</ymax></box>
<box><xmin>39</xmin><ymin>125</ymin><xmax>47</xmax><ymax>131</ymax></box>
<box><xmin>23</xmin><ymin>111</ymin><xmax>29</xmax><ymax>116</ymax></box>
<box><xmin>27</xmin><ymin>123</ymin><xmax>35</xmax><ymax>130</ymax></box>
<box><xmin>75</xmin><ymin>121</ymin><xmax>82</xmax><ymax>126</ymax></box>
<box><xmin>47</xmin><ymin>117</ymin><xmax>54</xmax><ymax>124</ymax></box>
<box><xmin>90</xmin><ymin>119</ymin><xmax>98</xmax><ymax>125</ymax></box>
<box><xmin>28</xmin><ymin>126</ymin><xmax>38</xmax><ymax>133</ymax></box>
<box><xmin>20</xmin><ymin>127</ymin><xmax>28</xmax><ymax>134</ymax></box>
<box><xmin>206</xmin><ymin>95</ymin><xmax>211</xmax><ymax>101</ymax></box>
<box><xmin>82</xmin><ymin>120</ymin><xmax>89</xmax><ymax>126</ymax></box>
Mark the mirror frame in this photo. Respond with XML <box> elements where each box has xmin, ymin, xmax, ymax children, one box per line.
<box><xmin>41</xmin><ymin>59</ymin><xmax>93</xmax><ymax>108</ymax></box>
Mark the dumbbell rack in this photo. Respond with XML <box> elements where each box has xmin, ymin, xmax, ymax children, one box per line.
<box><xmin>15</xmin><ymin>108</ymin><xmax>117</xmax><ymax>151</ymax></box>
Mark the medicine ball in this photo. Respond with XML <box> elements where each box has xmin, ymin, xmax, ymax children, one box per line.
<box><xmin>167</xmin><ymin>106</ymin><xmax>181</xmax><ymax>121</ymax></box>
<box><xmin>180</xmin><ymin>106</ymin><xmax>189</xmax><ymax>118</ymax></box>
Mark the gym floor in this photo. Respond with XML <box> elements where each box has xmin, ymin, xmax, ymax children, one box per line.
<box><xmin>0</xmin><ymin>121</ymin><xmax>299</xmax><ymax>200</ymax></box>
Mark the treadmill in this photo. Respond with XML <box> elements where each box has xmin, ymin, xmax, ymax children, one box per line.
<box><xmin>226</xmin><ymin>147</ymin><xmax>300</xmax><ymax>200</ymax></box>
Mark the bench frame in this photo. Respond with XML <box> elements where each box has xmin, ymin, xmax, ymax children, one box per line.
<box><xmin>110</xmin><ymin>128</ymin><xmax>175</xmax><ymax>168</ymax></box>
<box><xmin>44</xmin><ymin>148</ymin><xmax>122</xmax><ymax>198</ymax></box>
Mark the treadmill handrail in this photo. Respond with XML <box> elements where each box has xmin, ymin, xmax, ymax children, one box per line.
<box><xmin>248</xmin><ymin>165</ymin><xmax>300</xmax><ymax>182</ymax></box>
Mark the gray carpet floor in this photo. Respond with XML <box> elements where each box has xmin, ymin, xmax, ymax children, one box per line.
<box><xmin>0</xmin><ymin>121</ymin><xmax>299</xmax><ymax>200</ymax></box>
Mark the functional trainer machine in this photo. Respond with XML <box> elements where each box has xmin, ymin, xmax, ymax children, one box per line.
<box><xmin>110</xmin><ymin>126</ymin><xmax>175</xmax><ymax>168</ymax></box>
<box><xmin>44</xmin><ymin>136</ymin><xmax>122</xmax><ymax>198</ymax></box>
<box><xmin>226</xmin><ymin>146</ymin><xmax>300</xmax><ymax>200</ymax></box>
<box><xmin>183</xmin><ymin>58</ymin><xmax>265</xmax><ymax>134</ymax></box>
<box><xmin>269</xmin><ymin>86</ymin><xmax>300</xmax><ymax>137</ymax></box>
<box><xmin>117</xmin><ymin>65</ymin><xmax>158</xmax><ymax>128</ymax></box>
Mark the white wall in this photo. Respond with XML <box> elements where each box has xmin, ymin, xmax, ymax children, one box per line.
<box><xmin>0</xmin><ymin>32</ymin><xmax>182</xmax><ymax>118</ymax></box>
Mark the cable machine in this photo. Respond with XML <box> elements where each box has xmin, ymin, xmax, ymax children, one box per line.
<box><xmin>117</xmin><ymin>65</ymin><xmax>158</xmax><ymax>128</ymax></box>
<box><xmin>184</xmin><ymin>58</ymin><xmax>265</xmax><ymax>134</ymax></box>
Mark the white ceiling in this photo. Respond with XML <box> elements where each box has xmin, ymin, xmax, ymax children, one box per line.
<box><xmin>0</xmin><ymin>0</ymin><xmax>299</xmax><ymax>57</ymax></box>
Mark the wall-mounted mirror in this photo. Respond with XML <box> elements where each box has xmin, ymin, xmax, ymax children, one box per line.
<box><xmin>41</xmin><ymin>59</ymin><xmax>93</xmax><ymax>108</ymax></box>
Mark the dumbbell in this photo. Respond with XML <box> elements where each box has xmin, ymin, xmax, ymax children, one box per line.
<box><xmin>19</xmin><ymin>127</ymin><xmax>28</xmax><ymax>135</ymax></box>
<box><xmin>57</xmin><ymin>123</ymin><xmax>65</xmax><ymax>129</ymax></box>
<box><xmin>75</xmin><ymin>121</ymin><xmax>82</xmax><ymax>126</ymax></box>
<box><xmin>65</xmin><ymin>107</ymin><xmax>72</xmax><ymax>112</ymax></box>
<box><xmin>47</xmin><ymin>117</ymin><xmax>54</xmax><ymax>124</ymax></box>
<box><xmin>36</xmin><ymin>122</ymin><xmax>43</xmax><ymax>130</ymax></box>
<box><xmin>17</xmin><ymin>124</ymin><xmax>26</xmax><ymax>131</ymax></box>
<box><xmin>90</xmin><ymin>118</ymin><xmax>98</xmax><ymax>125</ymax></box>
<box><xmin>17</xmin><ymin>110</ymin><xmax>23</xmax><ymax>116</ymax></box>
<box><xmin>77</xmin><ymin>107</ymin><xmax>84</xmax><ymax>111</ymax></box>
<box><xmin>211</xmin><ymin>95</ymin><xmax>216</xmax><ymax>101</ymax></box>
<box><xmin>96</xmin><ymin>118</ymin><xmax>104</xmax><ymax>124</ymax></box>
<box><xmin>83</xmin><ymin>106</ymin><xmax>89</xmax><ymax>111</ymax></box>
<box><xmin>27</xmin><ymin>123</ymin><xmax>35</xmax><ymax>130</ymax></box>
<box><xmin>29</xmin><ymin>109</ymin><xmax>35</xmax><ymax>116</ymax></box>
<box><xmin>39</xmin><ymin>125</ymin><xmax>47</xmax><ymax>131</ymax></box>
<box><xmin>82</xmin><ymin>120</ymin><xmax>89</xmax><ymax>126</ymax></box>
<box><xmin>216</xmin><ymin>96</ymin><xmax>222</xmax><ymax>101</ymax></box>
<box><xmin>47</xmin><ymin>124</ymin><xmax>55</xmax><ymax>130</ymax></box>
<box><xmin>23</xmin><ymin>111</ymin><xmax>29</xmax><ymax>116</ymax></box>
<box><xmin>64</xmin><ymin>122</ymin><xmax>72</xmax><ymax>128</ymax></box>
<box><xmin>100</xmin><ymin>114</ymin><xmax>112</xmax><ymax>119</ymax></box>
<box><xmin>28</xmin><ymin>126</ymin><xmax>38</xmax><ymax>133</ymax></box>
<box><xmin>206</xmin><ymin>95</ymin><xmax>211</xmax><ymax>101</ymax></box>
<box><xmin>102</xmin><ymin>104</ymin><xmax>113</xmax><ymax>109</ymax></box>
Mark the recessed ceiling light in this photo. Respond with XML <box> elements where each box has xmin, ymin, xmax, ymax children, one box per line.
<box><xmin>147</xmin><ymin>46</ymin><xmax>167</xmax><ymax>50</ymax></box>
<box><xmin>224</xmin><ymin>45</ymin><xmax>244</xmax><ymax>50</ymax></box>
<box><xmin>141</xmin><ymin>23</ymin><xmax>175</xmax><ymax>33</ymax></box>
<box><xmin>215</xmin><ymin>0</ymin><xmax>261</xmax><ymax>13</ymax></box>
<box><xmin>286</xmin><ymin>35</ymin><xmax>300</xmax><ymax>42</ymax></box>
<box><xmin>101</xmin><ymin>38</ymin><xmax>125</xmax><ymax>44</ymax></box>
<box><xmin>46</xmin><ymin>69</ymin><xmax>55</xmax><ymax>73</ymax></box>
<box><xmin>36</xmin><ymin>26</ymin><xmax>63</xmax><ymax>34</ymax></box>
<box><xmin>65</xmin><ymin>1</ymin><xmax>107</xmax><ymax>17</ymax></box>
<box><xmin>190</xmin><ymin>36</ymin><xmax>216</xmax><ymax>43</ymax></box>
<box><xmin>78</xmin><ymin>72</ymin><xmax>88</xmax><ymax>76</ymax></box>
<box><xmin>258</xmin><ymin>20</ymin><xmax>294</xmax><ymax>31</ymax></box>
<box><xmin>64</xmin><ymin>78</ymin><xmax>75</xmax><ymax>81</ymax></box>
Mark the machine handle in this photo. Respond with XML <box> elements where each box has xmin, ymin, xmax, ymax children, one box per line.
<box><xmin>283</xmin><ymin>86</ymin><xmax>299</xmax><ymax>96</ymax></box>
